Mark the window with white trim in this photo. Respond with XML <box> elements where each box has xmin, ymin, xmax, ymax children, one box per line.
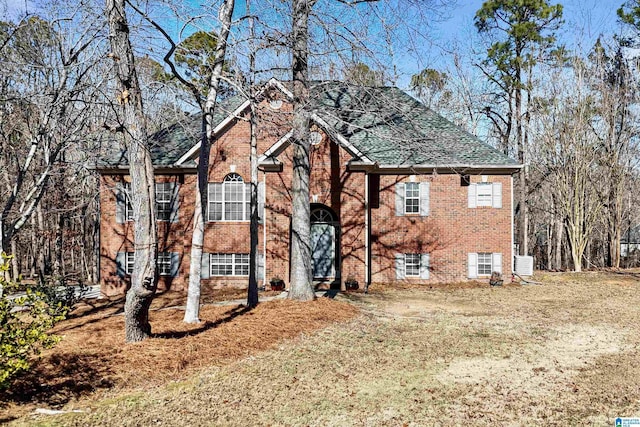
<box><xmin>157</xmin><ymin>252</ymin><xmax>172</xmax><ymax>276</ymax></box>
<box><xmin>404</xmin><ymin>253</ymin><xmax>421</xmax><ymax>277</ymax></box>
<box><xmin>124</xmin><ymin>251</ymin><xmax>173</xmax><ymax>276</ymax></box>
<box><xmin>210</xmin><ymin>253</ymin><xmax>249</xmax><ymax>276</ymax></box>
<box><xmin>476</xmin><ymin>183</ymin><xmax>493</xmax><ymax>207</ymax></box>
<box><xmin>125</xmin><ymin>252</ymin><xmax>135</xmax><ymax>275</ymax></box>
<box><xmin>155</xmin><ymin>183</ymin><xmax>174</xmax><ymax>221</ymax></box>
<box><xmin>123</xmin><ymin>182</ymin><xmax>175</xmax><ymax>221</ymax></box>
<box><xmin>404</xmin><ymin>183</ymin><xmax>420</xmax><ymax>214</ymax></box>
<box><xmin>477</xmin><ymin>253</ymin><xmax>493</xmax><ymax>276</ymax></box>
<box><xmin>208</xmin><ymin>173</ymin><xmax>250</xmax><ymax>221</ymax></box>
<box><xmin>468</xmin><ymin>252</ymin><xmax>502</xmax><ymax>278</ymax></box>
<box><xmin>468</xmin><ymin>182</ymin><xmax>502</xmax><ymax>209</ymax></box>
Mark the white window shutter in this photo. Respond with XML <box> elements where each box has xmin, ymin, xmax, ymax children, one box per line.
<box><xmin>492</xmin><ymin>253</ymin><xmax>502</xmax><ymax>274</ymax></box>
<box><xmin>170</xmin><ymin>183</ymin><xmax>180</xmax><ymax>223</ymax></box>
<box><xmin>420</xmin><ymin>253</ymin><xmax>430</xmax><ymax>279</ymax></box>
<box><xmin>395</xmin><ymin>183</ymin><xmax>405</xmax><ymax>216</ymax></box>
<box><xmin>115</xmin><ymin>184</ymin><xmax>126</xmax><ymax>224</ymax></box>
<box><xmin>468</xmin><ymin>183</ymin><xmax>477</xmax><ymax>208</ymax></box>
<box><xmin>395</xmin><ymin>254</ymin><xmax>405</xmax><ymax>279</ymax></box>
<box><xmin>116</xmin><ymin>252</ymin><xmax>126</xmax><ymax>278</ymax></box>
<box><xmin>257</xmin><ymin>251</ymin><xmax>265</xmax><ymax>280</ymax></box>
<box><xmin>257</xmin><ymin>181</ymin><xmax>265</xmax><ymax>224</ymax></box>
<box><xmin>468</xmin><ymin>252</ymin><xmax>478</xmax><ymax>278</ymax></box>
<box><xmin>419</xmin><ymin>182</ymin><xmax>430</xmax><ymax>216</ymax></box>
<box><xmin>201</xmin><ymin>253</ymin><xmax>211</xmax><ymax>279</ymax></box>
<box><xmin>492</xmin><ymin>182</ymin><xmax>502</xmax><ymax>208</ymax></box>
<box><xmin>170</xmin><ymin>252</ymin><xmax>180</xmax><ymax>277</ymax></box>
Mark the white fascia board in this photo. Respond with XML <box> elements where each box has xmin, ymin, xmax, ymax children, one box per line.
<box><xmin>372</xmin><ymin>163</ymin><xmax>523</xmax><ymax>173</ymax></box>
<box><xmin>175</xmin><ymin>99</ymin><xmax>251</xmax><ymax>165</ymax></box>
<box><xmin>258</xmin><ymin>130</ymin><xmax>294</xmax><ymax>162</ymax></box>
<box><xmin>310</xmin><ymin>113</ymin><xmax>374</xmax><ymax>164</ymax></box>
<box><xmin>263</xmin><ymin>78</ymin><xmax>294</xmax><ymax>100</ymax></box>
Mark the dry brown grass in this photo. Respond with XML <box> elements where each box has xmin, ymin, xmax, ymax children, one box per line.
<box><xmin>6</xmin><ymin>271</ymin><xmax>640</xmax><ymax>426</ymax></box>
<box><xmin>0</xmin><ymin>290</ymin><xmax>357</xmax><ymax>422</ymax></box>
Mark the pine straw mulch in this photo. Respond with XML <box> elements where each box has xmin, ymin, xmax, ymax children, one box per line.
<box><xmin>0</xmin><ymin>291</ymin><xmax>358</xmax><ymax>419</ymax></box>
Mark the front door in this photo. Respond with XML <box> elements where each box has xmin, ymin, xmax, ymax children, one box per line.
<box><xmin>310</xmin><ymin>205</ymin><xmax>338</xmax><ymax>279</ymax></box>
<box><xmin>311</xmin><ymin>223</ymin><xmax>335</xmax><ymax>278</ymax></box>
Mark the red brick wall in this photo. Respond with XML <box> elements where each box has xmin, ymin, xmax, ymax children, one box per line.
<box><xmin>100</xmin><ymin>95</ymin><xmax>514</xmax><ymax>294</ymax></box>
<box><xmin>371</xmin><ymin>174</ymin><xmax>513</xmax><ymax>284</ymax></box>
<box><xmin>99</xmin><ymin>173</ymin><xmax>196</xmax><ymax>296</ymax></box>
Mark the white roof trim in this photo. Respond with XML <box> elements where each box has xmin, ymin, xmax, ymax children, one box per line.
<box><xmin>175</xmin><ymin>99</ymin><xmax>252</xmax><ymax>165</ymax></box>
<box><xmin>310</xmin><ymin>113</ymin><xmax>374</xmax><ymax>164</ymax></box>
<box><xmin>175</xmin><ymin>79</ymin><xmax>296</xmax><ymax>166</ymax></box>
<box><xmin>258</xmin><ymin>130</ymin><xmax>294</xmax><ymax>162</ymax></box>
<box><xmin>262</xmin><ymin>78</ymin><xmax>294</xmax><ymax>100</ymax></box>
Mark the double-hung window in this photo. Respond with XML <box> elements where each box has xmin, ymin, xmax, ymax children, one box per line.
<box><xmin>468</xmin><ymin>181</ymin><xmax>502</xmax><ymax>209</ymax></box>
<box><xmin>155</xmin><ymin>183</ymin><xmax>174</xmax><ymax>221</ymax></box>
<box><xmin>208</xmin><ymin>173</ymin><xmax>250</xmax><ymax>221</ymax></box>
<box><xmin>395</xmin><ymin>180</ymin><xmax>430</xmax><ymax>217</ymax></box>
<box><xmin>210</xmin><ymin>253</ymin><xmax>249</xmax><ymax>276</ymax></box>
<box><xmin>404</xmin><ymin>183</ymin><xmax>420</xmax><ymax>214</ymax></box>
<box><xmin>121</xmin><ymin>182</ymin><xmax>176</xmax><ymax>222</ymax></box>
<box><xmin>395</xmin><ymin>253</ymin><xmax>430</xmax><ymax>279</ymax></box>
<box><xmin>123</xmin><ymin>251</ymin><xmax>175</xmax><ymax>276</ymax></box>
<box><xmin>404</xmin><ymin>253</ymin><xmax>421</xmax><ymax>277</ymax></box>
<box><xmin>468</xmin><ymin>252</ymin><xmax>502</xmax><ymax>278</ymax></box>
<box><xmin>476</xmin><ymin>183</ymin><xmax>493</xmax><ymax>207</ymax></box>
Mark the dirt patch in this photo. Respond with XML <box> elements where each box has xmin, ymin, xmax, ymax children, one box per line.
<box><xmin>437</xmin><ymin>324</ymin><xmax>623</xmax><ymax>394</ymax></box>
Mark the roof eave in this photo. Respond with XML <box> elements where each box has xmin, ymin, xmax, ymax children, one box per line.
<box><xmin>347</xmin><ymin>161</ymin><xmax>523</xmax><ymax>174</ymax></box>
<box><xmin>95</xmin><ymin>165</ymin><xmax>198</xmax><ymax>174</ymax></box>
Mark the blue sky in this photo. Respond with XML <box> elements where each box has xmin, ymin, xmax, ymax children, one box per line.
<box><xmin>1</xmin><ymin>0</ymin><xmax>626</xmax><ymax>89</ymax></box>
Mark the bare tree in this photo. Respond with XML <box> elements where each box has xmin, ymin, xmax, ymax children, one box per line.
<box><xmin>106</xmin><ymin>0</ymin><xmax>158</xmax><ymax>342</ymax></box>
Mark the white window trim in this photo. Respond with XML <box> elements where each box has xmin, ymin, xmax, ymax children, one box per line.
<box><xmin>468</xmin><ymin>252</ymin><xmax>502</xmax><ymax>278</ymax></box>
<box><xmin>477</xmin><ymin>252</ymin><xmax>493</xmax><ymax>276</ymax></box>
<box><xmin>210</xmin><ymin>253</ymin><xmax>250</xmax><ymax>277</ymax></box>
<box><xmin>124</xmin><ymin>182</ymin><xmax>175</xmax><ymax>222</ymax></box>
<box><xmin>155</xmin><ymin>183</ymin><xmax>174</xmax><ymax>221</ymax></box>
<box><xmin>125</xmin><ymin>251</ymin><xmax>173</xmax><ymax>276</ymax></box>
<box><xmin>476</xmin><ymin>183</ymin><xmax>493</xmax><ymax>207</ymax></box>
<box><xmin>125</xmin><ymin>252</ymin><xmax>135</xmax><ymax>275</ymax></box>
<box><xmin>468</xmin><ymin>182</ymin><xmax>502</xmax><ymax>209</ymax></box>
<box><xmin>208</xmin><ymin>174</ymin><xmax>250</xmax><ymax>222</ymax></box>
<box><xmin>404</xmin><ymin>182</ymin><xmax>420</xmax><ymax>214</ymax></box>
<box><xmin>404</xmin><ymin>253</ymin><xmax>421</xmax><ymax>277</ymax></box>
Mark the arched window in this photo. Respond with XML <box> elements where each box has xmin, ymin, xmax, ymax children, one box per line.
<box><xmin>207</xmin><ymin>173</ymin><xmax>250</xmax><ymax>221</ymax></box>
<box><xmin>310</xmin><ymin>205</ymin><xmax>337</xmax><ymax>223</ymax></box>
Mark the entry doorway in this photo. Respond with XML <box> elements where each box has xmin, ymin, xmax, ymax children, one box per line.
<box><xmin>310</xmin><ymin>204</ymin><xmax>339</xmax><ymax>280</ymax></box>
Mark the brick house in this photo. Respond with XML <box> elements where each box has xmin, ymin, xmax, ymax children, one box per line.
<box><xmin>97</xmin><ymin>79</ymin><xmax>521</xmax><ymax>296</ymax></box>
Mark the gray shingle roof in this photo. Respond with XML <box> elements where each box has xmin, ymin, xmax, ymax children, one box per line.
<box><xmin>309</xmin><ymin>82</ymin><xmax>518</xmax><ymax>167</ymax></box>
<box><xmin>98</xmin><ymin>95</ymin><xmax>246</xmax><ymax>168</ymax></box>
<box><xmin>99</xmin><ymin>81</ymin><xmax>518</xmax><ymax>169</ymax></box>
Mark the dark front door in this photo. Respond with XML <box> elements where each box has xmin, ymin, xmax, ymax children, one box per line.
<box><xmin>311</xmin><ymin>223</ymin><xmax>335</xmax><ymax>279</ymax></box>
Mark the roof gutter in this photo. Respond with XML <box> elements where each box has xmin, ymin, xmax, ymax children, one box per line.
<box><xmin>347</xmin><ymin>161</ymin><xmax>523</xmax><ymax>175</ymax></box>
<box><xmin>95</xmin><ymin>165</ymin><xmax>198</xmax><ymax>174</ymax></box>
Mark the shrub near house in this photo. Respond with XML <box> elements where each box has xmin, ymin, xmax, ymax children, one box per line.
<box><xmin>97</xmin><ymin>80</ymin><xmax>521</xmax><ymax>295</ymax></box>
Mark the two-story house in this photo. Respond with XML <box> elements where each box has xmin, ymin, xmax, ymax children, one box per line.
<box><xmin>97</xmin><ymin>79</ymin><xmax>521</xmax><ymax>296</ymax></box>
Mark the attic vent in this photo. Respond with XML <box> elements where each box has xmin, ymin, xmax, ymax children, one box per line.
<box><xmin>269</xmin><ymin>99</ymin><xmax>283</xmax><ymax>110</ymax></box>
<box><xmin>310</xmin><ymin>131</ymin><xmax>322</xmax><ymax>145</ymax></box>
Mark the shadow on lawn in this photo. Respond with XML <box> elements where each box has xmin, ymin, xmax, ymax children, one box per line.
<box><xmin>153</xmin><ymin>304</ymin><xmax>254</xmax><ymax>339</ymax></box>
<box><xmin>0</xmin><ymin>351</ymin><xmax>117</xmax><ymax>408</ymax></box>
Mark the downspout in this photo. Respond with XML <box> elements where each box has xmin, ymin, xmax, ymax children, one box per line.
<box><xmin>262</xmin><ymin>171</ymin><xmax>267</xmax><ymax>288</ymax></box>
<box><xmin>511</xmin><ymin>175</ymin><xmax>515</xmax><ymax>275</ymax></box>
<box><xmin>364</xmin><ymin>172</ymin><xmax>370</xmax><ymax>292</ymax></box>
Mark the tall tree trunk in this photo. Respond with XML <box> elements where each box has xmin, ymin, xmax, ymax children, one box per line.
<box><xmin>107</xmin><ymin>0</ymin><xmax>158</xmax><ymax>342</ymax></box>
<box><xmin>247</xmin><ymin>0</ymin><xmax>259</xmax><ymax>308</ymax></box>
<box><xmin>288</xmin><ymin>0</ymin><xmax>315</xmax><ymax>301</ymax></box>
<box><xmin>184</xmin><ymin>0</ymin><xmax>235</xmax><ymax>323</ymax></box>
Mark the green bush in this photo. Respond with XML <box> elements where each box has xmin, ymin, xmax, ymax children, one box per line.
<box><xmin>0</xmin><ymin>254</ymin><xmax>70</xmax><ymax>389</ymax></box>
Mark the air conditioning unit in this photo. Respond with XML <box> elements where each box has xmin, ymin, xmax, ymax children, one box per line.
<box><xmin>514</xmin><ymin>255</ymin><xmax>534</xmax><ymax>276</ymax></box>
